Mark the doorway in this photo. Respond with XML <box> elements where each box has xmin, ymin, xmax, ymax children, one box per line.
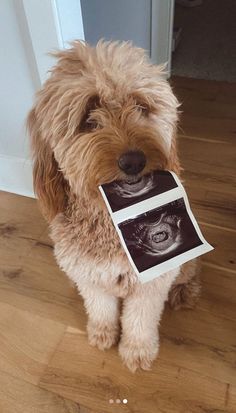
<box><xmin>171</xmin><ymin>0</ymin><xmax>236</xmax><ymax>82</ymax></box>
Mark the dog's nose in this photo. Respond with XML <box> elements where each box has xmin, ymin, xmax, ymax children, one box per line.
<box><xmin>118</xmin><ymin>150</ymin><xmax>146</xmax><ymax>175</ymax></box>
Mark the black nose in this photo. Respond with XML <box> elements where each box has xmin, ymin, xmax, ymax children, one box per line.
<box><xmin>118</xmin><ymin>150</ymin><xmax>146</xmax><ymax>175</ymax></box>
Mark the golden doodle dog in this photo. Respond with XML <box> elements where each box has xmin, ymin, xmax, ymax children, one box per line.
<box><xmin>27</xmin><ymin>40</ymin><xmax>200</xmax><ymax>372</ymax></box>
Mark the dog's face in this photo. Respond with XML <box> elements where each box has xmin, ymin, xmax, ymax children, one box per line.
<box><xmin>28</xmin><ymin>41</ymin><xmax>180</xmax><ymax>221</ymax></box>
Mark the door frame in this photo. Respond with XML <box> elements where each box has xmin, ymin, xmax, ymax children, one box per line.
<box><xmin>21</xmin><ymin>0</ymin><xmax>84</xmax><ymax>86</ymax></box>
<box><xmin>151</xmin><ymin>0</ymin><xmax>174</xmax><ymax>76</ymax></box>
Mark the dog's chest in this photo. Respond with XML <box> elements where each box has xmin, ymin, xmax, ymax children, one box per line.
<box><xmin>51</xmin><ymin>204</ymin><xmax>128</xmax><ymax>269</ymax></box>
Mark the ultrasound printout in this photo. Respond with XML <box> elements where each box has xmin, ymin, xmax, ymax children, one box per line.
<box><xmin>99</xmin><ymin>170</ymin><xmax>213</xmax><ymax>283</ymax></box>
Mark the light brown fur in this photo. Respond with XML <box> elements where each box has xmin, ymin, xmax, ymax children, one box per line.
<box><xmin>27</xmin><ymin>40</ymin><xmax>200</xmax><ymax>372</ymax></box>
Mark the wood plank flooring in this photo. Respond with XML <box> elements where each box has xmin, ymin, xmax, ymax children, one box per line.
<box><xmin>0</xmin><ymin>77</ymin><xmax>236</xmax><ymax>413</ymax></box>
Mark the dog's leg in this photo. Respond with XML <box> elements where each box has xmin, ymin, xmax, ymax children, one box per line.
<box><xmin>119</xmin><ymin>268</ymin><xmax>179</xmax><ymax>372</ymax></box>
<box><xmin>168</xmin><ymin>259</ymin><xmax>201</xmax><ymax>310</ymax></box>
<box><xmin>80</xmin><ymin>285</ymin><xmax>120</xmax><ymax>350</ymax></box>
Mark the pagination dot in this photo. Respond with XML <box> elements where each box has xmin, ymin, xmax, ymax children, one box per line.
<box><xmin>109</xmin><ymin>399</ymin><xmax>114</xmax><ymax>404</ymax></box>
<box><xmin>123</xmin><ymin>399</ymin><xmax>128</xmax><ymax>404</ymax></box>
<box><xmin>116</xmin><ymin>399</ymin><xmax>121</xmax><ymax>404</ymax></box>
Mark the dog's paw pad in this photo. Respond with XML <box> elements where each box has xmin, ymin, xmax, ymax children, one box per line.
<box><xmin>88</xmin><ymin>323</ymin><xmax>119</xmax><ymax>350</ymax></box>
<box><xmin>119</xmin><ymin>339</ymin><xmax>159</xmax><ymax>372</ymax></box>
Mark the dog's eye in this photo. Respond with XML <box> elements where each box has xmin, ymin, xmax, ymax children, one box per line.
<box><xmin>137</xmin><ymin>104</ymin><xmax>150</xmax><ymax>117</ymax></box>
<box><xmin>86</xmin><ymin>118</ymin><xmax>98</xmax><ymax>130</ymax></box>
<box><xmin>140</xmin><ymin>106</ymin><xmax>149</xmax><ymax>116</ymax></box>
<box><xmin>79</xmin><ymin>95</ymin><xmax>100</xmax><ymax>132</ymax></box>
<box><xmin>79</xmin><ymin>116</ymin><xmax>98</xmax><ymax>132</ymax></box>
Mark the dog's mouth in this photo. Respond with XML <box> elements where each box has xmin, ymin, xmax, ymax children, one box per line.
<box><xmin>107</xmin><ymin>172</ymin><xmax>156</xmax><ymax>199</ymax></box>
<box><xmin>125</xmin><ymin>176</ymin><xmax>142</xmax><ymax>185</ymax></box>
<box><xmin>114</xmin><ymin>174</ymin><xmax>155</xmax><ymax>198</ymax></box>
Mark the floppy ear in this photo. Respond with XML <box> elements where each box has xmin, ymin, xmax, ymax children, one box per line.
<box><xmin>27</xmin><ymin>108</ymin><xmax>69</xmax><ymax>222</ymax></box>
<box><xmin>167</xmin><ymin>134</ymin><xmax>182</xmax><ymax>176</ymax></box>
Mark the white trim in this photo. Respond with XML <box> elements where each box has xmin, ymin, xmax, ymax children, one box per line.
<box><xmin>0</xmin><ymin>155</ymin><xmax>34</xmax><ymax>198</ymax></box>
<box><xmin>22</xmin><ymin>0</ymin><xmax>63</xmax><ymax>85</ymax></box>
<box><xmin>13</xmin><ymin>0</ymin><xmax>41</xmax><ymax>90</ymax></box>
<box><xmin>151</xmin><ymin>0</ymin><xmax>174</xmax><ymax>76</ymax></box>
<box><xmin>55</xmin><ymin>0</ymin><xmax>85</xmax><ymax>48</ymax></box>
<box><xmin>21</xmin><ymin>0</ymin><xmax>84</xmax><ymax>85</ymax></box>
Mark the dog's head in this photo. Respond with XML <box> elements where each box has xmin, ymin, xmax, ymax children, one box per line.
<box><xmin>27</xmin><ymin>40</ymin><xmax>180</xmax><ymax>221</ymax></box>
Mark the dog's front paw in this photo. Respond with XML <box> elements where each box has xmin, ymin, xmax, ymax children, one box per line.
<box><xmin>87</xmin><ymin>321</ymin><xmax>120</xmax><ymax>350</ymax></box>
<box><xmin>119</xmin><ymin>337</ymin><xmax>159</xmax><ymax>372</ymax></box>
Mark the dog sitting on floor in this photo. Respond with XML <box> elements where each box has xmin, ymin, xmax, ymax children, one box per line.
<box><xmin>27</xmin><ymin>40</ymin><xmax>200</xmax><ymax>372</ymax></box>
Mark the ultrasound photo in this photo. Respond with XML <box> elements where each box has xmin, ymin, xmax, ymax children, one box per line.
<box><xmin>118</xmin><ymin>198</ymin><xmax>203</xmax><ymax>272</ymax></box>
<box><xmin>101</xmin><ymin>170</ymin><xmax>178</xmax><ymax>212</ymax></box>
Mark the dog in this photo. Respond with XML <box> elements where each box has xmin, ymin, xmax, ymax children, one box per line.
<box><xmin>27</xmin><ymin>40</ymin><xmax>200</xmax><ymax>372</ymax></box>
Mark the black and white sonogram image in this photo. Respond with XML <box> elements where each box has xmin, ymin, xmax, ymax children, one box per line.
<box><xmin>101</xmin><ymin>170</ymin><xmax>178</xmax><ymax>212</ymax></box>
<box><xmin>118</xmin><ymin>198</ymin><xmax>203</xmax><ymax>272</ymax></box>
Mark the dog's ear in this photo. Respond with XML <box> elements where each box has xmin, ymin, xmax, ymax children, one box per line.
<box><xmin>27</xmin><ymin>108</ymin><xmax>69</xmax><ymax>222</ymax></box>
<box><xmin>26</xmin><ymin>42</ymin><xmax>89</xmax><ymax>220</ymax></box>
<box><xmin>167</xmin><ymin>134</ymin><xmax>182</xmax><ymax>175</ymax></box>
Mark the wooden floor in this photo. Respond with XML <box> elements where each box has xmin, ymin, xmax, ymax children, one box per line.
<box><xmin>0</xmin><ymin>77</ymin><xmax>236</xmax><ymax>413</ymax></box>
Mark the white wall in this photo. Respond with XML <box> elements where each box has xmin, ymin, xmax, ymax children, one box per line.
<box><xmin>0</xmin><ymin>0</ymin><xmax>84</xmax><ymax>198</ymax></box>
<box><xmin>0</xmin><ymin>0</ymin><xmax>36</xmax><ymax>197</ymax></box>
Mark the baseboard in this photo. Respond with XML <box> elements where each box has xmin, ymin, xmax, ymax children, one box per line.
<box><xmin>0</xmin><ymin>154</ymin><xmax>35</xmax><ymax>198</ymax></box>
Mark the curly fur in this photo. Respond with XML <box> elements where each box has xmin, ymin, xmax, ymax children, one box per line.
<box><xmin>27</xmin><ymin>40</ymin><xmax>200</xmax><ymax>372</ymax></box>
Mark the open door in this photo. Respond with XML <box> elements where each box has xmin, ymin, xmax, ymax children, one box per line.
<box><xmin>81</xmin><ymin>0</ymin><xmax>174</xmax><ymax>75</ymax></box>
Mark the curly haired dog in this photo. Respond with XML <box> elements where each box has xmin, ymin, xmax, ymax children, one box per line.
<box><xmin>27</xmin><ymin>40</ymin><xmax>200</xmax><ymax>372</ymax></box>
